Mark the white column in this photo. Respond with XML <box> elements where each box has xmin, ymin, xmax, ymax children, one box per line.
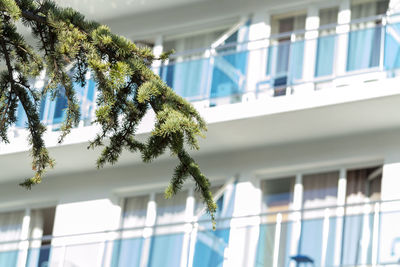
<box><xmin>180</xmin><ymin>188</ymin><xmax>195</xmax><ymax>267</ymax></box>
<box><xmin>272</xmin><ymin>213</ymin><xmax>282</xmax><ymax>267</ymax></box>
<box><xmin>321</xmin><ymin>208</ymin><xmax>331</xmax><ymax>267</ymax></box>
<box><xmin>140</xmin><ymin>193</ymin><xmax>156</xmax><ymax>267</ymax></box>
<box><xmin>17</xmin><ymin>208</ymin><xmax>31</xmax><ymax>267</ymax></box>
<box><xmin>289</xmin><ymin>174</ymin><xmax>303</xmax><ymax>267</ymax></box>
<box><xmin>152</xmin><ymin>35</ymin><xmax>163</xmax><ymax>76</ymax></box>
<box><xmin>304</xmin><ymin>6</ymin><xmax>320</xmax><ymax>80</ymax></box>
<box><xmin>101</xmin><ymin>197</ymin><xmax>124</xmax><ymax>267</ymax></box>
<box><xmin>187</xmin><ymin>223</ymin><xmax>198</xmax><ymax>267</ymax></box>
<box><xmin>371</xmin><ymin>203</ymin><xmax>380</xmax><ymax>266</ymax></box>
<box><xmin>334</xmin><ymin>168</ymin><xmax>347</xmax><ymax>266</ymax></box>
<box><xmin>360</xmin><ymin>201</ymin><xmax>372</xmax><ymax>264</ymax></box>
<box><xmin>388</xmin><ymin>0</ymin><xmax>400</xmax><ymax>15</ymax></box>
<box><xmin>295</xmin><ymin>6</ymin><xmax>320</xmax><ymax>94</ymax></box>
<box><xmin>244</xmin><ymin>11</ymin><xmax>270</xmax><ymax>100</ymax></box>
<box><xmin>379</xmin><ymin>157</ymin><xmax>400</xmax><ymax>263</ymax></box>
<box><xmin>335</xmin><ymin>0</ymin><xmax>351</xmax><ymax>76</ymax></box>
<box><xmin>50</xmin><ymin>199</ymin><xmax>121</xmax><ymax>267</ymax></box>
<box><xmin>224</xmin><ymin>175</ymin><xmax>261</xmax><ymax>267</ymax></box>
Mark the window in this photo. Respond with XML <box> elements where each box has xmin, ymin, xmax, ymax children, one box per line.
<box><xmin>315</xmin><ymin>7</ymin><xmax>339</xmax><ymax>77</ymax></box>
<box><xmin>267</xmin><ymin>13</ymin><xmax>306</xmax><ymax>94</ymax></box>
<box><xmin>256</xmin><ymin>177</ymin><xmax>295</xmax><ymax>267</ymax></box>
<box><xmin>347</xmin><ymin>0</ymin><xmax>389</xmax><ymax>71</ymax></box>
<box><xmin>0</xmin><ymin>210</ymin><xmax>25</xmax><ymax>266</ymax></box>
<box><xmin>342</xmin><ymin>166</ymin><xmax>382</xmax><ymax>266</ymax></box>
<box><xmin>148</xmin><ymin>191</ymin><xmax>188</xmax><ymax>267</ymax></box>
<box><xmin>299</xmin><ymin>171</ymin><xmax>339</xmax><ymax>266</ymax></box>
<box><xmin>112</xmin><ymin>194</ymin><xmax>149</xmax><ymax>267</ymax></box>
<box><xmin>192</xmin><ymin>183</ymin><xmax>236</xmax><ymax>267</ymax></box>
<box><xmin>26</xmin><ymin>207</ymin><xmax>56</xmax><ymax>267</ymax></box>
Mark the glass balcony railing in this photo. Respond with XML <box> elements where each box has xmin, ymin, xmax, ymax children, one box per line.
<box><xmin>13</xmin><ymin>16</ymin><xmax>400</xmax><ymax>130</ymax></box>
<box><xmin>2</xmin><ymin>199</ymin><xmax>400</xmax><ymax>267</ymax></box>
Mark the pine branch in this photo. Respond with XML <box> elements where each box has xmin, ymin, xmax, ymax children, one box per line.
<box><xmin>0</xmin><ymin>0</ymin><xmax>217</xmax><ymax>225</ymax></box>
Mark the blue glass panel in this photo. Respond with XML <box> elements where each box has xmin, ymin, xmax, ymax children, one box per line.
<box><xmin>276</xmin><ymin>42</ymin><xmax>291</xmax><ymax>76</ymax></box>
<box><xmin>0</xmin><ymin>250</ymin><xmax>18</xmax><ymax>267</ymax></box>
<box><xmin>378</xmin><ymin>210</ymin><xmax>400</xmax><ymax>264</ymax></box>
<box><xmin>73</xmin><ymin>81</ymin><xmax>89</xmax><ymax>123</ymax></box>
<box><xmin>87</xmin><ymin>79</ymin><xmax>96</xmax><ymax>102</ymax></box>
<box><xmin>26</xmin><ymin>246</ymin><xmax>51</xmax><ymax>267</ymax></box>
<box><xmin>266</xmin><ymin>45</ymin><xmax>275</xmax><ymax>76</ymax></box>
<box><xmin>210</xmin><ymin>51</ymin><xmax>248</xmax><ymax>99</ymax></box>
<box><xmin>167</xmin><ymin>58</ymin><xmax>209</xmax><ymax>100</ymax></box>
<box><xmin>254</xmin><ymin>223</ymin><xmax>276</xmax><ymax>267</ymax></box>
<box><xmin>265</xmin><ymin>40</ymin><xmax>303</xmax><ymax>87</ymax></box>
<box><xmin>15</xmin><ymin>103</ymin><xmax>28</xmax><ymax>128</ymax></box>
<box><xmin>148</xmin><ymin>233</ymin><xmax>183</xmax><ymax>267</ymax></box>
<box><xmin>193</xmin><ymin>228</ymin><xmax>230</xmax><ymax>267</ymax></box>
<box><xmin>39</xmin><ymin>95</ymin><xmax>47</xmax><ymax>122</ymax></box>
<box><xmin>299</xmin><ymin>218</ymin><xmax>323</xmax><ymax>265</ymax></box>
<box><xmin>278</xmin><ymin>221</ymin><xmax>293</xmax><ymax>267</ymax></box>
<box><xmin>110</xmin><ymin>237</ymin><xmax>143</xmax><ymax>267</ymax></box>
<box><xmin>347</xmin><ymin>26</ymin><xmax>382</xmax><ymax>71</ymax></box>
<box><xmin>325</xmin><ymin>217</ymin><xmax>337</xmax><ymax>267</ymax></box>
<box><xmin>53</xmin><ymin>90</ymin><xmax>68</xmax><ymax>124</ymax></box>
<box><xmin>315</xmin><ymin>35</ymin><xmax>336</xmax><ymax>77</ymax></box>
<box><xmin>289</xmin><ymin>40</ymin><xmax>304</xmax><ymax>82</ymax></box>
<box><xmin>384</xmin><ymin>23</ymin><xmax>400</xmax><ymax>70</ymax></box>
<box><xmin>342</xmin><ymin>213</ymin><xmax>373</xmax><ymax>266</ymax></box>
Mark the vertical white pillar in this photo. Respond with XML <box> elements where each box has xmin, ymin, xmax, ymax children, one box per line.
<box><xmin>272</xmin><ymin>213</ymin><xmax>282</xmax><ymax>267</ymax></box>
<box><xmin>321</xmin><ymin>208</ymin><xmax>331</xmax><ymax>267</ymax></box>
<box><xmin>371</xmin><ymin>203</ymin><xmax>380</xmax><ymax>266</ymax></box>
<box><xmin>335</xmin><ymin>0</ymin><xmax>351</xmax><ymax>76</ymax></box>
<box><xmin>17</xmin><ymin>208</ymin><xmax>31</xmax><ymax>267</ymax></box>
<box><xmin>101</xmin><ymin>197</ymin><xmax>124</xmax><ymax>267</ymax></box>
<box><xmin>334</xmin><ymin>168</ymin><xmax>347</xmax><ymax>266</ymax></box>
<box><xmin>388</xmin><ymin>0</ymin><xmax>400</xmax><ymax>15</ymax></box>
<box><xmin>152</xmin><ymin>35</ymin><xmax>163</xmax><ymax>76</ymax></box>
<box><xmin>289</xmin><ymin>174</ymin><xmax>303</xmax><ymax>267</ymax></box>
<box><xmin>303</xmin><ymin>6</ymin><xmax>320</xmax><ymax>82</ymax></box>
<box><xmin>180</xmin><ymin>188</ymin><xmax>195</xmax><ymax>267</ymax></box>
<box><xmin>295</xmin><ymin>6</ymin><xmax>320</xmax><ymax>94</ymax></box>
<box><xmin>224</xmin><ymin>175</ymin><xmax>261</xmax><ymax>267</ymax></box>
<box><xmin>360</xmin><ymin>201</ymin><xmax>372</xmax><ymax>264</ymax></box>
<box><xmin>186</xmin><ymin>223</ymin><xmax>198</xmax><ymax>267</ymax></box>
<box><xmin>379</xmin><ymin>157</ymin><xmax>400</xmax><ymax>263</ymax></box>
<box><xmin>244</xmin><ymin>11</ymin><xmax>271</xmax><ymax>100</ymax></box>
<box><xmin>140</xmin><ymin>193</ymin><xmax>156</xmax><ymax>267</ymax></box>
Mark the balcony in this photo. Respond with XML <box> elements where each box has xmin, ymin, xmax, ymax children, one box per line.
<box><xmin>1</xmin><ymin>199</ymin><xmax>400</xmax><ymax>267</ymax></box>
<box><xmin>13</xmin><ymin>15</ymin><xmax>400</xmax><ymax>131</ymax></box>
<box><xmin>160</xmin><ymin>15</ymin><xmax>400</xmax><ymax>103</ymax></box>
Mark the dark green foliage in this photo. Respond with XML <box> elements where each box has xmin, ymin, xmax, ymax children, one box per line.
<box><xmin>0</xmin><ymin>0</ymin><xmax>216</xmax><ymax>225</ymax></box>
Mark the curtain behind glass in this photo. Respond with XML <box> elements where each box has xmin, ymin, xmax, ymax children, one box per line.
<box><xmin>0</xmin><ymin>210</ymin><xmax>24</xmax><ymax>267</ymax></box>
<box><xmin>315</xmin><ymin>7</ymin><xmax>338</xmax><ymax>77</ymax></box>
<box><xmin>122</xmin><ymin>195</ymin><xmax>149</xmax><ymax>237</ymax></box>
<box><xmin>147</xmin><ymin>191</ymin><xmax>188</xmax><ymax>267</ymax></box>
<box><xmin>112</xmin><ymin>195</ymin><xmax>149</xmax><ymax>267</ymax></box>
<box><xmin>299</xmin><ymin>171</ymin><xmax>338</xmax><ymax>266</ymax></box>
<box><xmin>193</xmin><ymin>183</ymin><xmax>236</xmax><ymax>267</ymax></box>
<box><xmin>154</xmin><ymin>190</ymin><xmax>187</xmax><ymax>233</ymax></box>
<box><xmin>384</xmin><ymin>23</ymin><xmax>400</xmax><ymax>70</ymax></box>
<box><xmin>268</xmin><ymin>15</ymin><xmax>305</xmax><ymax>85</ymax></box>
<box><xmin>302</xmin><ymin>171</ymin><xmax>339</xmax><ymax>211</ymax></box>
<box><xmin>25</xmin><ymin>210</ymin><xmax>44</xmax><ymax>267</ymax></box>
<box><xmin>347</xmin><ymin>0</ymin><xmax>388</xmax><ymax>71</ymax></box>
<box><xmin>164</xmin><ymin>30</ymin><xmax>225</xmax><ymax>100</ymax></box>
<box><xmin>256</xmin><ymin>177</ymin><xmax>294</xmax><ymax>267</ymax></box>
<box><xmin>341</xmin><ymin>167</ymin><xmax>381</xmax><ymax>266</ymax></box>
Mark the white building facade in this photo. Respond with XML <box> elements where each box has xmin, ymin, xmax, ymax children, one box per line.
<box><xmin>1</xmin><ymin>0</ymin><xmax>400</xmax><ymax>266</ymax></box>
